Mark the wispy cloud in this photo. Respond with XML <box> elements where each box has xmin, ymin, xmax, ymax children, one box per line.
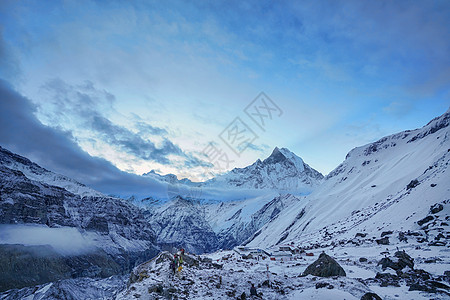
<box><xmin>38</xmin><ymin>78</ymin><xmax>211</xmax><ymax>170</ymax></box>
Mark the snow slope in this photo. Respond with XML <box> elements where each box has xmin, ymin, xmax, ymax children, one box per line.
<box><xmin>247</xmin><ymin>108</ymin><xmax>450</xmax><ymax>249</ymax></box>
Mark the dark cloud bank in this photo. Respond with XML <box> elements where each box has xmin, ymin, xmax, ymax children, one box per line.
<box><xmin>0</xmin><ymin>79</ymin><xmax>168</xmax><ymax>198</ymax></box>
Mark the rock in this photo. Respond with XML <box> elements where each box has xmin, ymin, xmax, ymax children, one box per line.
<box><xmin>148</xmin><ymin>284</ymin><xmax>163</xmax><ymax>294</ymax></box>
<box><xmin>444</xmin><ymin>270</ymin><xmax>450</xmax><ymax>278</ymax></box>
<box><xmin>398</xmin><ymin>232</ymin><xmax>408</xmax><ymax>242</ymax></box>
<box><xmin>417</xmin><ymin>215</ymin><xmax>434</xmax><ymax>226</ymax></box>
<box><xmin>303</xmin><ymin>252</ymin><xmax>346</xmax><ymax>277</ymax></box>
<box><xmin>430</xmin><ymin>203</ymin><xmax>443</xmax><ymax>214</ymax></box>
<box><xmin>361</xmin><ymin>292</ymin><xmax>382</xmax><ymax>300</ymax></box>
<box><xmin>378</xmin><ymin>251</ymin><xmax>414</xmax><ymax>271</ymax></box>
<box><xmin>378</xmin><ymin>257</ymin><xmax>395</xmax><ymax>270</ymax></box>
<box><xmin>239</xmin><ymin>291</ymin><xmax>246</xmax><ymax>300</ymax></box>
<box><xmin>409</xmin><ymin>283</ymin><xmax>435</xmax><ymax>293</ymax></box>
<box><xmin>376</xmin><ymin>237</ymin><xmax>389</xmax><ymax>245</ymax></box>
<box><xmin>394</xmin><ymin>250</ymin><xmax>414</xmax><ymax>269</ymax></box>
<box><xmin>406</xmin><ymin>179</ymin><xmax>419</xmax><ymax>190</ymax></box>
<box><xmin>429</xmin><ymin>241</ymin><xmax>446</xmax><ymax>246</ymax></box>
<box><xmin>381</xmin><ymin>231</ymin><xmax>393</xmax><ymax>237</ymax></box>
<box><xmin>182</xmin><ymin>254</ymin><xmax>200</xmax><ymax>268</ymax></box>
<box><xmin>428</xmin><ymin>280</ymin><xmax>450</xmax><ymax>290</ymax></box>
<box><xmin>375</xmin><ymin>272</ymin><xmax>400</xmax><ymax>287</ymax></box>
<box><xmin>315</xmin><ymin>282</ymin><xmax>328</xmax><ymax>289</ymax></box>
<box><xmin>85</xmin><ymin>215</ymin><xmax>109</xmax><ymax>234</ymax></box>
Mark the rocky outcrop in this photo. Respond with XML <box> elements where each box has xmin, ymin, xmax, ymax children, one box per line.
<box><xmin>378</xmin><ymin>250</ymin><xmax>414</xmax><ymax>271</ymax></box>
<box><xmin>303</xmin><ymin>252</ymin><xmax>346</xmax><ymax>277</ymax></box>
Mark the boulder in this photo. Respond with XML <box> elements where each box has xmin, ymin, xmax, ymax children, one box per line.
<box><xmin>303</xmin><ymin>252</ymin><xmax>346</xmax><ymax>277</ymax></box>
<box><xmin>417</xmin><ymin>215</ymin><xmax>434</xmax><ymax>226</ymax></box>
<box><xmin>394</xmin><ymin>251</ymin><xmax>414</xmax><ymax>270</ymax></box>
<box><xmin>375</xmin><ymin>272</ymin><xmax>400</xmax><ymax>287</ymax></box>
<box><xmin>378</xmin><ymin>251</ymin><xmax>414</xmax><ymax>271</ymax></box>
<box><xmin>406</xmin><ymin>179</ymin><xmax>419</xmax><ymax>190</ymax></box>
<box><xmin>361</xmin><ymin>292</ymin><xmax>382</xmax><ymax>300</ymax></box>
<box><xmin>376</xmin><ymin>237</ymin><xmax>389</xmax><ymax>245</ymax></box>
<box><xmin>398</xmin><ymin>232</ymin><xmax>408</xmax><ymax>242</ymax></box>
<box><xmin>430</xmin><ymin>203</ymin><xmax>443</xmax><ymax>214</ymax></box>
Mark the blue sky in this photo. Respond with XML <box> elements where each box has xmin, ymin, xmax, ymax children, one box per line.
<box><xmin>0</xmin><ymin>0</ymin><xmax>449</xmax><ymax>188</ymax></box>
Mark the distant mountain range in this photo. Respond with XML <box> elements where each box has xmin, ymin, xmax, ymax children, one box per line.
<box><xmin>143</xmin><ymin>146</ymin><xmax>324</xmax><ymax>192</ymax></box>
<box><xmin>0</xmin><ymin>108</ymin><xmax>449</xmax><ymax>295</ymax></box>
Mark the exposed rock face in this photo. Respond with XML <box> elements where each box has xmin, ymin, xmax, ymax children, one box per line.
<box><xmin>145</xmin><ymin>197</ymin><xmax>219</xmax><ymax>254</ymax></box>
<box><xmin>0</xmin><ymin>147</ymin><xmax>159</xmax><ymax>291</ymax></box>
<box><xmin>0</xmin><ymin>244</ymin><xmax>121</xmax><ymax>292</ymax></box>
<box><xmin>303</xmin><ymin>252</ymin><xmax>346</xmax><ymax>277</ymax></box>
<box><xmin>0</xmin><ymin>166</ymin><xmax>74</xmax><ymax>226</ymax></box>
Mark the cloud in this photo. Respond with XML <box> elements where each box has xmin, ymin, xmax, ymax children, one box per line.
<box><xmin>245</xmin><ymin>142</ymin><xmax>270</xmax><ymax>154</ymax></box>
<box><xmin>39</xmin><ymin>78</ymin><xmax>211</xmax><ymax>169</ymax></box>
<box><xmin>0</xmin><ymin>224</ymin><xmax>96</xmax><ymax>255</ymax></box>
<box><xmin>0</xmin><ymin>79</ymin><xmax>170</xmax><ymax>198</ymax></box>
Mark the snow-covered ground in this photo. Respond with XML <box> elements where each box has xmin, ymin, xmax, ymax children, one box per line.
<box><xmin>113</xmin><ymin>242</ymin><xmax>449</xmax><ymax>300</ymax></box>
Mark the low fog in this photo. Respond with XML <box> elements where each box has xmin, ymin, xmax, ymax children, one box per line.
<box><xmin>0</xmin><ymin>224</ymin><xmax>97</xmax><ymax>255</ymax></box>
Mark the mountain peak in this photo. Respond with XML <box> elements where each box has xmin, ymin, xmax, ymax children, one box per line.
<box><xmin>203</xmin><ymin>146</ymin><xmax>323</xmax><ymax>190</ymax></box>
<box><xmin>264</xmin><ymin>147</ymin><xmax>304</xmax><ymax>170</ymax></box>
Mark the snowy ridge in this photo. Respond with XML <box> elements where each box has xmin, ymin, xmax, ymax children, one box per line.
<box><xmin>0</xmin><ymin>146</ymin><xmax>102</xmax><ymax>198</ymax></box>
<box><xmin>142</xmin><ymin>170</ymin><xmax>200</xmax><ymax>187</ymax></box>
<box><xmin>247</xmin><ymin>108</ymin><xmax>450</xmax><ymax>249</ymax></box>
<box><xmin>203</xmin><ymin>147</ymin><xmax>323</xmax><ymax>191</ymax></box>
<box><xmin>142</xmin><ymin>147</ymin><xmax>323</xmax><ymax>196</ymax></box>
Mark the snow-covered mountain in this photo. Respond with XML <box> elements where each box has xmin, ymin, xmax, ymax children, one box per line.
<box><xmin>142</xmin><ymin>147</ymin><xmax>323</xmax><ymax>195</ymax></box>
<box><xmin>0</xmin><ymin>147</ymin><xmax>159</xmax><ymax>291</ymax></box>
<box><xmin>142</xmin><ymin>170</ymin><xmax>200</xmax><ymax>187</ymax></box>
<box><xmin>144</xmin><ymin>196</ymin><xmax>218</xmax><ymax>254</ymax></box>
<box><xmin>1</xmin><ymin>108</ymin><xmax>449</xmax><ymax>299</ymax></box>
<box><xmin>0</xmin><ymin>146</ymin><xmax>102</xmax><ymax>198</ymax></box>
<box><xmin>204</xmin><ymin>147</ymin><xmax>323</xmax><ymax>191</ymax></box>
<box><xmin>204</xmin><ymin>193</ymin><xmax>302</xmax><ymax>249</ymax></box>
<box><xmin>246</xmin><ymin>108</ymin><xmax>450</xmax><ymax>250</ymax></box>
